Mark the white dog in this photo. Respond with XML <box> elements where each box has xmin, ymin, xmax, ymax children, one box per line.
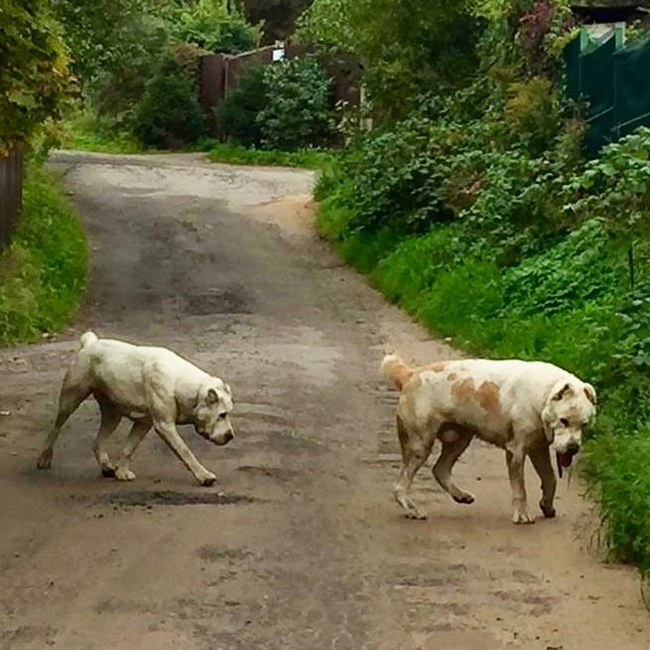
<box><xmin>37</xmin><ymin>332</ymin><xmax>234</xmax><ymax>485</ymax></box>
<box><xmin>381</xmin><ymin>354</ymin><xmax>596</xmax><ymax>524</ymax></box>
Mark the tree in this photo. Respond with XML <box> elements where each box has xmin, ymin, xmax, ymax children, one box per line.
<box><xmin>241</xmin><ymin>0</ymin><xmax>312</xmax><ymax>43</ymax></box>
<box><xmin>298</xmin><ymin>0</ymin><xmax>483</xmax><ymax>118</ymax></box>
<box><xmin>0</xmin><ymin>0</ymin><xmax>73</xmax><ymax>150</ymax></box>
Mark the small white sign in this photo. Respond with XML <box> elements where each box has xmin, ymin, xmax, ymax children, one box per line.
<box><xmin>272</xmin><ymin>48</ymin><xmax>285</xmax><ymax>62</ymax></box>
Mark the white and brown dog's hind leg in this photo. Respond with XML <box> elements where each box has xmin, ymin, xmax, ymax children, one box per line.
<box><xmin>393</xmin><ymin>415</ymin><xmax>434</xmax><ymax>520</ymax></box>
<box><xmin>432</xmin><ymin>425</ymin><xmax>475</xmax><ymax>505</ymax></box>
<box><xmin>114</xmin><ymin>420</ymin><xmax>151</xmax><ymax>481</ymax></box>
<box><xmin>505</xmin><ymin>442</ymin><xmax>534</xmax><ymax>524</ymax></box>
<box><xmin>529</xmin><ymin>443</ymin><xmax>557</xmax><ymax>519</ymax></box>
<box><xmin>92</xmin><ymin>397</ymin><xmax>123</xmax><ymax>477</ymax></box>
<box><xmin>37</xmin><ymin>365</ymin><xmax>92</xmax><ymax>470</ymax></box>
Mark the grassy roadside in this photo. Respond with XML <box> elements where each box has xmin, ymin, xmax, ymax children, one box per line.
<box><xmin>0</xmin><ymin>165</ymin><xmax>87</xmax><ymax>346</ymax></box>
<box><xmin>316</xmin><ymin>184</ymin><xmax>650</xmax><ymax>575</ymax></box>
<box><xmin>206</xmin><ymin>143</ymin><xmax>335</xmax><ymax>170</ymax></box>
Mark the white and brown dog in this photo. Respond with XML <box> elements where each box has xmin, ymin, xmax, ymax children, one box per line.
<box><xmin>37</xmin><ymin>332</ymin><xmax>234</xmax><ymax>485</ymax></box>
<box><xmin>381</xmin><ymin>354</ymin><xmax>596</xmax><ymax>524</ymax></box>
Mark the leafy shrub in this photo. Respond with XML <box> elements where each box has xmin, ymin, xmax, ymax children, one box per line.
<box><xmin>0</xmin><ymin>0</ymin><xmax>73</xmax><ymax>150</ymax></box>
<box><xmin>132</xmin><ymin>57</ymin><xmax>205</xmax><ymax>148</ymax></box>
<box><xmin>216</xmin><ymin>65</ymin><xmax>268</xmax><ymax>146</ymax></box>
<box><xmin>257</xmin><ymin>56</ymin><xmax>337</xmax><ymax>150</ymax></box>
<box><xmin>171</xmin><ymin>0</ymin><xmax>261</xmax><ymax>54</ymax></box>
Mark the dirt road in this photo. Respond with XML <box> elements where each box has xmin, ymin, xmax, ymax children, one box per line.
<box><xmin>1</xmin><ymin>152</ymin><xmax>648</xmax><ymax>650</ymax></box>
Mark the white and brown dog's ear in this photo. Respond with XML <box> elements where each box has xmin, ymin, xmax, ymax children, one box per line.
<box><xmin>583</xmin><ymin>383</ymin><xmax>597</xmax><ymax>406</ymax></box>
<box><xmin>552</xmin><ymin>382</ymin><xmax>573</xmax><ymax>401</ymax></box>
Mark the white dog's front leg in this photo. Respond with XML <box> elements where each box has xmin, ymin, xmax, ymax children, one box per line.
<box><xmin>114</xmin><ymin>420</ymin><xmax>151</xmax><ymax>481</ymax></box>
<box><xmin>505</xmin><ymin>446</ymin><xmax>534</xmax><ymax>524</ymax></box>
<box><xmin>154</xmin><ymin>421</ymin><xmax>216</xmax><ymax>486</ymax></box>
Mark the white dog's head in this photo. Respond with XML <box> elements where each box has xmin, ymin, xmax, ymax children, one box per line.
<box><xmin>541</xmin><ymin>378</ymin><xmax>596</xmax><ymax>474</ymax></box>
<box><xmin>194</xmin><ymin>378</ymin><xmax>235</xmax><ymax>445</ymax></box>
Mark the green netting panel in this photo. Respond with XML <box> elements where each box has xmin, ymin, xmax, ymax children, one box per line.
<box><xmin>581</xmin><ymin>35</ymin><xmax>617</xmax><ymax>154</ymax></box>
<box><xmin>563</xmin><ymin>28</ymin><xmax>650</xmax><ymax>156</ymax></box>
<box><xmin>565</xmin><ymin>36</ymin><xmax>582</xmax><ymax>101</ymax></box>
<box><xmin>614</xmin><ymin>41</ymin><xmax>650</xmax><ymax>139</ymax></box>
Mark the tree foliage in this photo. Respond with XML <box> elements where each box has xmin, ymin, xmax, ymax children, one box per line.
<box><xmin>298</xmin><ymin>0</ymin><xmax>483</xmax><ymax>117</ymax></box>
<box><xmin>241</xmin><ymin>0</ymin><xmax>312</xmax><ymax>43</ymax></box>
<box><xmin>171</xmin><ymin>0</ymin><xmax>261</xmax><ymax>53</ymax></box>
<box><xmin>0</xmin><ymin>0</ymin><xmax>73</xmax><ymax>150</ymax></box>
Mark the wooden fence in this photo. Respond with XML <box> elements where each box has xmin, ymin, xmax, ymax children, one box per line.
<box><xmin>0</xmin><ymin>144</ymin><xmax>24</xmax><ymax>250</ymax></box>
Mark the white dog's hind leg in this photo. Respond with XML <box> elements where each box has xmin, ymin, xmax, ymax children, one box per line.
<box><xmin>432</xmin><ymin>430</ymin><xmax>475</xmax><ymax>505</ymax></box>
<box><xmin>529</xmin><ymin>445</ymin><xmax>557</xmax><ymax>518</ymax></box>
<box><xmin>37</xmin><ymin>377</ymin><xmax>90</xmax><ymax>470</ymax></box>
<box><xmin>114</xmin><ymin>420</ymin><xmax>151</xmax><ymax>481</ymax></box>
<box><xmin>154</xmin><ymin>421</ymin><xmax>217</xmax><ymax>486</ymax></box>
<box><xmin>506</xmin><ymin>445</ymin><xmax>534</xmax><ymax>524</ymax></box>
<box><xmin>93</xmin><ymin>399</ymin><xmax>122</xmax><ymax>477</ymax></box>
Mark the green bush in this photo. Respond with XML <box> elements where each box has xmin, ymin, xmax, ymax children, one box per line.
<box><xmin>132</xmin><ymin>57</ymin><xmax>205</xmax><ymax>148</ymax></box>
<box><xmin>216</xmin><ymin>65</ymin><xmax>268</xmax><ymax>147</ymax></box>
<box><xmin>257</xmin><ymin>56</ymin><xmax>337</xmax><ymax>150</ymax></box>
<box><xmin>0</xmin><ymin>165</ymin><xmax>87</xmax><ymax>346</ymax></box>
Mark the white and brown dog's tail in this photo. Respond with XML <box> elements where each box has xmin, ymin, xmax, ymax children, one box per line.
<box><xmin>79</xmin><ymin>331</ymin><xmax>98</xmax><ymax>349</ymax></box>
<box><xmin>381</xmin><ymin>354</ymin><xmax>414</xmax><ymax>391</ymax></box>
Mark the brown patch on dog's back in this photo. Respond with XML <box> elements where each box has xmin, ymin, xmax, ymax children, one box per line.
<box><xmin>451</xmin><ymin>378</ymin><xmax>476</xmax><ymax>403</ymax></box>
<box><xmin>477</xmin><ymin>381</ymin><xmax>501</xmax><ymax>415</ymax></box>
<box><xmin>447</xmin><ymin>372</ymin><xmax>457</xmax><ymax>381</ymax></box>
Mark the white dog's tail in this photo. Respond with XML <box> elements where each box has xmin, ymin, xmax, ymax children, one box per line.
<box><xmin>79</xmin><ymin>331</ymin><xmax>98</xmax><ymax>349</ymax></box>
<box><xmin>381</xmin><ymin>354</ymin><xmax>413</xmax><ymax>391</ymax></box>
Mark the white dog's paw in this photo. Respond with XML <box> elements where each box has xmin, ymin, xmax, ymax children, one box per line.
<box><xmin>198</xmin><ymin>471</ymin><xmax>217</xmax><ymax>487</ymax></box>
<box><xmin>405</xmin><ymin>509</ymin><xmax>428</xmax><ymax>521</ymax></box>
<box><xmin>37</xmin><ymin>450</ymin><xmax>53</xmax><ymax>470</ymax></box>
<box><xmin>115</xmin><ymin>468</ymin><xmax>136</xmax><ymax>481</ymax></box>
<box><xmin>512</xmin><ymin>509</ymin><xmax>535</xmax><ymax>525</ymax></box>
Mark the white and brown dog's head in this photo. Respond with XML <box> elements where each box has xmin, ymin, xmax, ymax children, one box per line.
<box><xmin>194</xmin><ymin>378</ymin><xmax>235</xmax><ymax>445</ymax></box>
<box><xmin>541</xmin><ymin>378</ymin><xmax>596</xmax><ymax>474</ymax></box>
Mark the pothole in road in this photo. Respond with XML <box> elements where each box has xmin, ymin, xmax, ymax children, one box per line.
<box><xmin>102</xmin><ymin>490</ymin><xmax>256</xmax><ymax>508</ymax></box>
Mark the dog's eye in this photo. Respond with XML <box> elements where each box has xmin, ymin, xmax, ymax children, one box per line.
<box><xmin>560</xmin><ymin>418</ymin><xmax>569</xmax><ymax>427</ymax></box>
<box><xmin>219</xmin><ymin>412</ymin><xmax>227</xmax><ymax>420</ymax></box>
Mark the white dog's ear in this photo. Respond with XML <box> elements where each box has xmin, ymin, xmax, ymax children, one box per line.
<box><xmin>583</xmin><ymin>383</ymin><xmax>597</xmax><ymax>406</ymax></box>
<box><xmin>552</xmin><ymin>382</ymin><xmax>573</xmax><ymax>401</ymax></box>
<box><xmin>207</xmin><ymin>388</ymin><xmax>220</xmax><ymax>404</ymax></box>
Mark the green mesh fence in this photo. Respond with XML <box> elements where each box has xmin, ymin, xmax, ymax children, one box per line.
<box><xmin>564</xmin><ymin>27</ymin><xmax>650</xmax><ymax>156</ymax></box>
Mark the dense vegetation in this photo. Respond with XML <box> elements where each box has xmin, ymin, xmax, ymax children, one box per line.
<box><xmin>311</xmin><ymin>0</ymin><xmax>650</xmax><ymax>573</ymax></box>
<box><xmin>0</xmin><ymin>165</ymin><xmax>87</xmax><ymax>346</ymax></box>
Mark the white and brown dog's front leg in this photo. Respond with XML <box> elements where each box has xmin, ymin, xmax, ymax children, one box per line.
<box><xmin>529</xmin><ymin>444</ymin><xmax>557</xmax><ymax>519</ymax></box>
<box><xmin>505</xmin><ymin>444</ymin><xmax>534</xmax><ymax>524</ymax></box>
<box><xmin>154</xmin><ymin>419</ymin><xmax>217</xmax><ymax>486</ymax></box>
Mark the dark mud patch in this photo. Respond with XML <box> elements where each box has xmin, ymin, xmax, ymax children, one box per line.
<box><xmin>237</xmin><ymin>465</ymin><xmax>301</xmax><ymax>481</ymax></box>
<box><xmin>103</xmin><ymin>490</ymin><xmax>255</xmax><ymax>508</ymax></box>
<box><xmin>197</xmin><ymin>544</ymin><xmax>253</xmax><ymax>562</ymax></box>
<box><xmin>185</xmin><ymin>289</ymin><xmax>250</xmax><ymax>315</ymax></box>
